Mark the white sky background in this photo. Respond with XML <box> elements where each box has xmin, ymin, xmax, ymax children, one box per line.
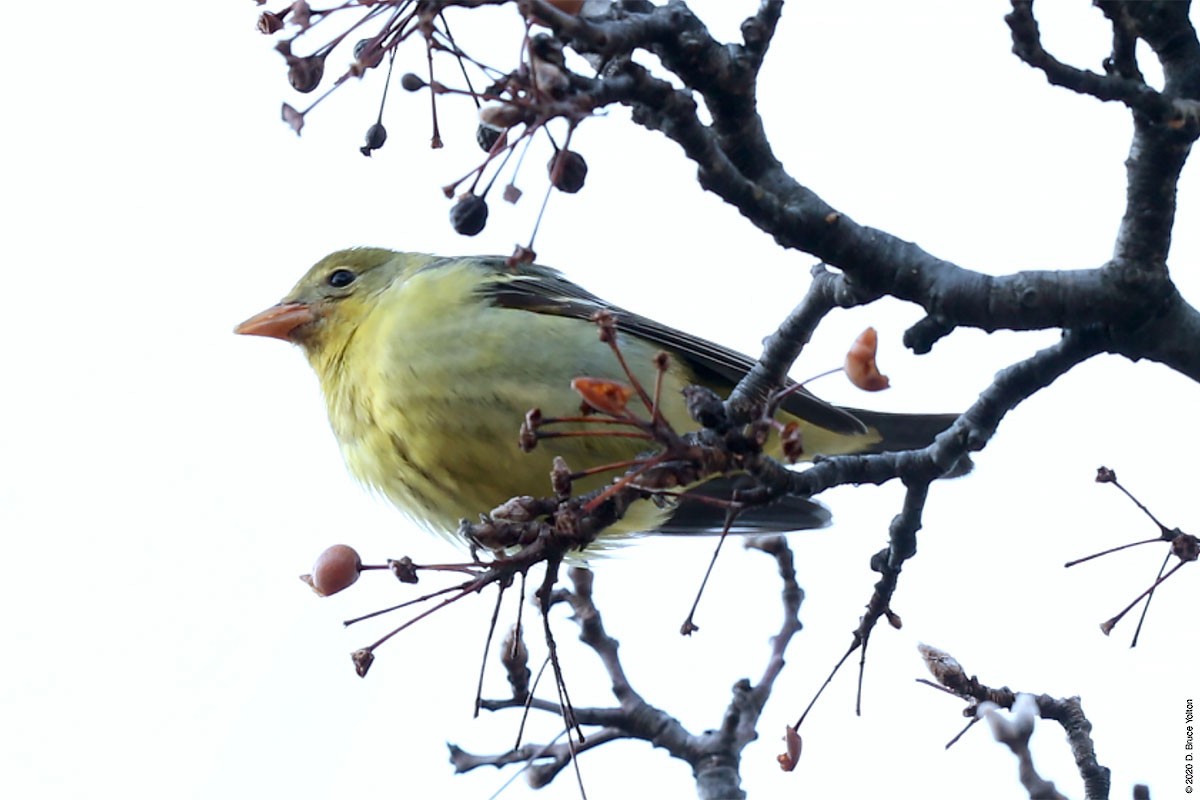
<box><xmin>2</xmin><ymin>1</ymin><xmax>1197</xmax><ymax>798</ymax></box>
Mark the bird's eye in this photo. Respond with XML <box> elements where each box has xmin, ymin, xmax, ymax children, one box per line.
<box><xmin>327</xmin><ymin>268</ymin><xmax>357</xmax><ymax>288</ymax></box>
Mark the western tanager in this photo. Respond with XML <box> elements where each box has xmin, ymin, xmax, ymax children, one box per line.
<box><xmin>235</xmin><ymin>249</ymin><xmax>957</xmax><ymax>544</ymax></box>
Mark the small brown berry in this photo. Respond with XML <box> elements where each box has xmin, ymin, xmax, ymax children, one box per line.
<box><xmin>780</xmin><ymin>421</ymin><xmax>804</xmax><ymax>463</ymax></box>
<box><xmin>302</xmin><ymin>544</ymin><xmax>362</xmax><ymax>597</ymax></box>
<box><xmin>360</xmin><ymin>123</ymin><xmax>387</xmax><ymax>156</ymax></box>
<box><xmin>571</xmin><ymin>377</ymin><xmax>634</xmax><ymax>417</ymax></box>
<box><xmin>844</xmin><ymin>327</ymin><xmax>890</xmax><ymax>391</ymax></box>
<box><xmin>548</xmin><ymin>150</ymin><xmax>587</xmax><ymax>193</ymax></box>
<box><xmin>1171</xmin><ymin>532</ymin><xmax>1199</xmax><ymax>562</ymax></box>
<box><xmin>777</xmin><ymin>725</ymin><xmax>802</xmax><ymax>771</ymax></box>
<box><xmin>400</xmin><ymin>73</ymin><xmax>427</xmax><ymax>92</ymax></box>
<box><xmin>257</xmin><ymin>12</ymin><xmax>284</xmax><ymax>34</ymax></box>
<box><xmin>450</xmin><ymin>194</ymin><xmax>488</xmax><ymax>236</ymax></box>
<box><xmin>477</xmin><ymin>123</ymin><xmax>504</xmax><ymax>152</ymax></box>
<box><xmin>287</xmin><ymin>55</ymin><xmax>326</xmax><ymax>94</ymax></box>
<box><xmin>352</xmin><ymin>39</ymin><xmax>384</xmax><ymax>70</ymax></box>
<box><xmin>352</xmin><ymin>648</ymin><xmax>374</xmax><ymax>678</ymax></box>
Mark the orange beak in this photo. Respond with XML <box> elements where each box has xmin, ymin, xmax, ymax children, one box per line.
<box><xmin>234</xmin><ymin>302</ymin><xmax>317</xmax><ymax>342</ymax></box>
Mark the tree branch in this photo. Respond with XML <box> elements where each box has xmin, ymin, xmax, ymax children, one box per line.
<box><xmin>529</xmin><ymin>0</ymin><xmax>1200</xmax><ymax>384</ymax></box>
<box><xmin>920</xmin><ymin>645</ymin><xmax>1112</xmax><ymax>800</ymax></box>
<box><xmin>725</xmin><ymin>263</ymin><xmax>878</xmax><ymax>420</ymax></box>
<box><xmin>455</xmin><ymin>541</ymin><xmax>806</xmax><ymax>797</ymax></box>
<box><xmin>1007</xmin><ymin>1</ymin><xmax>1180</xmax><ymax>121</ymax></box>
<box><xmin>740</xmin><ymin>325</ymin><xmax>1108</xmax><ymax>506</ymax></box>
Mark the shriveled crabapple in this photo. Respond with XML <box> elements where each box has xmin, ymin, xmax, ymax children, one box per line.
<box><xmin>301</xmin><ymin>544</ymin><xmax>362</xmax><ymax>597</ymax></box>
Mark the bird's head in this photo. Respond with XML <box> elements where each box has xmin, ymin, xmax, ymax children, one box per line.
<box><xmin>234</xmin><ymin>247</ymin><xmax>408</xmax><ymax>355</ymax></box>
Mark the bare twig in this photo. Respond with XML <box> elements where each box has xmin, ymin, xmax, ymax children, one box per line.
<box><xmin>456</xmin><ymin>540</ymin><xmax>806</xmax><ymax>797</ymax></box>
<box><xmin>918</xmin><ymin>645</ymin><xmax>1111</xmax><ymax>800</ymax></box>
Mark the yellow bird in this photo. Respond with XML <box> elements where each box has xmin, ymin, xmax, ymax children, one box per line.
<box><xmin>235</xmin><ymin>249</ymin><xmax>958</xmax><ymax>545</ymax></box>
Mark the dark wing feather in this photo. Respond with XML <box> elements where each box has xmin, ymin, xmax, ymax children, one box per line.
<box><xmin>470</xmin><ymin>257</ymin><xmax>967</xmax><ymax>532</ymax></box>
<box><xmin>476</xmin><ymin>259</ymin><xmax>869</xmax><ymax>436</ymax></box>
<box><xmin>653</xmin><ymin>477</ymin><xmax>832</xmax><ymax>534</ymax></box>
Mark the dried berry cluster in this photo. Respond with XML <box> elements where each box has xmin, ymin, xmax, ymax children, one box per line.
<box><xmin>256</xmin><ymin>0</ymin><xmax>597</xmax><ymax>253</ymax></box>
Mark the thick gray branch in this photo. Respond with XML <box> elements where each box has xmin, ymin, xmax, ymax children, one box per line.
<box><xmin>543</xmin><ymin>1</ymin><xmax>1200</xmax><ymax>384</ymax></box>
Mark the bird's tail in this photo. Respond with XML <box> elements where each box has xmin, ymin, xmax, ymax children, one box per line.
<box><xmin>657</xmin><ymin>477</ymin><xmax>832</xmax><ymax>535</ymax></box>
<box><xmin>847</xmin><ymin>408</ymin><xmax>971</xmax><ymax>476</ymax></box>
<box><xmin>655</xmin><ymin>408</ymin><xmax>967</xmax><ymax>536</ymax></box>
